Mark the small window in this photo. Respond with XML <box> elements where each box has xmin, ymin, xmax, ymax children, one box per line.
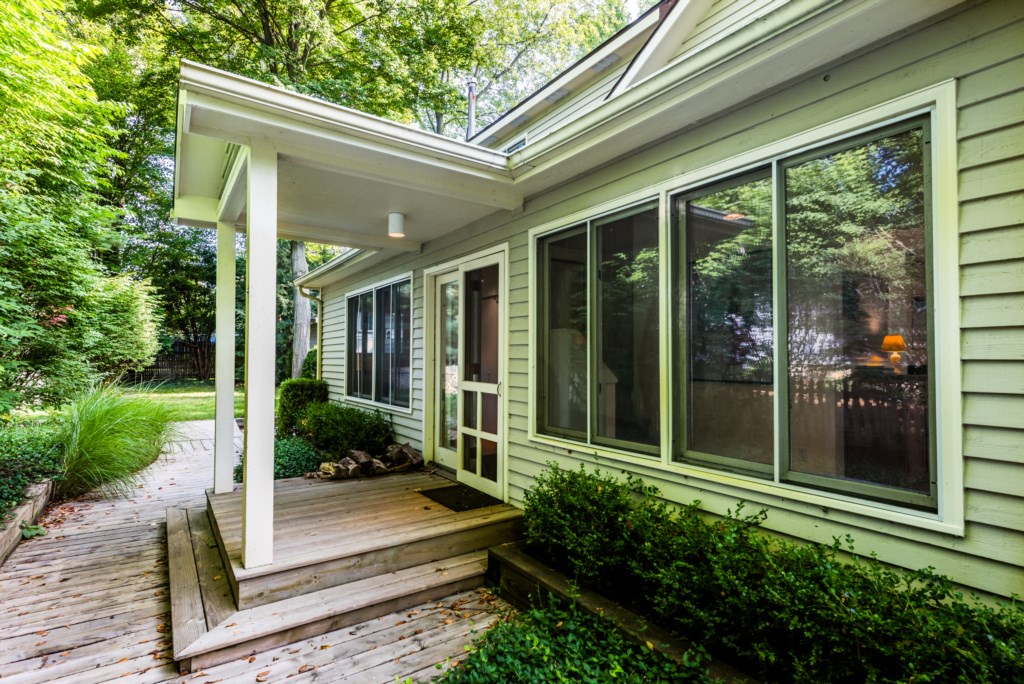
<box><xmin>538</xmin><ymin>202</ymin><xmax>661</xmax><ymax>452</ymax></box>
<box><xmin>347</xmin><ymin>278</ymin><xmax>412</xmax><ymax>408</ymax></box>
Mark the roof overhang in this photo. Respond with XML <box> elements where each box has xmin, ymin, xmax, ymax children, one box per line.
<box><xmin>175</xmin><ymin>0</ymin><xmax>964</xmax><ymax>288</ymax></box>
<box><xmin>173</xmin><ymin>61</ymin><xmax>520</xmax><ymax>252</ymax></box>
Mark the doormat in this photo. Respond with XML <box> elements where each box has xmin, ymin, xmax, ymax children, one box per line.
<box><xmin>421</xmin><ymin>484</ymin><xmax>502</xmax><ymax>512</ymax></box>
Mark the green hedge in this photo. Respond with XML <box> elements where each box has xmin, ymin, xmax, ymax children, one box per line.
<box><xmin>233</xmin><ymin>437</ymin><xmax>321</xmax><ymax>482</ymax></box>
<box><xmin>299</xmin><ymin>401</ymin><xmax>391</xmax><ymax>459</ymax></box>
<box><xmin>300</xmin><ymin>347</ymin><xmax>317</xmax><ymax>379</ymax></box>
<box><xmin>0</xmin><ymin>420</ymin><xmax>61</xmax><ymax>524</ymax></box>
<box><xmin>277</xmin><ymin>378</ymin><xmax>328</xmax><ymax>437</ymax></box>
<box><xmin>523</xmin><ymin>464</ymin><xmax>1024</xmax><ymax>683</ymax></box>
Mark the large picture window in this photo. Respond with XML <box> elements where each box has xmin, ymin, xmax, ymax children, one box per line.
<box><xmin>539</xmin><ymin>202</ymin><xmax>661</xmax><ymax>451</ymax></box>
<box><xmin>674</xmin><ymin>118</ymin><xmax>934</xmax><ymax>509</ymax></box>
<box><xmin>346</xmin><ymin>278</ymin><xmax>411</xmax><ymax>408</ymax></box>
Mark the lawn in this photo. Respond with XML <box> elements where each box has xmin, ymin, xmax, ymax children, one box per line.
<box><xmin>123</xmin><ymin>380</ymin><xmax>248</xmax><ymax>421</ymax></box>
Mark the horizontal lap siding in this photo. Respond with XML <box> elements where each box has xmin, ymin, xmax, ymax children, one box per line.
<box><xmin>317</xmin><ymin>0</ymin><xmax>1023</xmax><ymax>597</ymax></box>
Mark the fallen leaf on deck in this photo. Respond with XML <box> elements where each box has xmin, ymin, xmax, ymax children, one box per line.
<box><xmin>298</xmin><ymin>665</ymin><xmax>311</xmax><ymax>673</ymax></box>
<box><xmin>213</xmin><ymin>575</ymin><xmax>223</xmax><ymax>581</ymax></box>
<box><xmin>255</xmin><ymin>672</ymin><xmax>270</xmax><ymax>683</ymax></box>
<box><xmin>319</xmin><ymin>644</ymin><xmax>330</xmax><ymax>650</ymax></box>
<box><xmin>248</xmin><ymin>656</ymin><xmax>256</xmax><ymax>663</ymax></box>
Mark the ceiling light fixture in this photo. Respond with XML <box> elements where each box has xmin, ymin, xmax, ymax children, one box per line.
<box><xmin>388</xmin><ymin>212</ymin><xmax>405</xmax><ymax>238</ymax></box>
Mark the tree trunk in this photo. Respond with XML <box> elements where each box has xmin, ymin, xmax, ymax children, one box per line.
<box><xmin>291</xmin><ymin>240</ymin><xmax>310</xmax><ymax>378</ymax></box>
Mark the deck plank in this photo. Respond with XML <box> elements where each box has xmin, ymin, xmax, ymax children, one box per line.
<box><xmin>167</xmin><ymin>507</ymin><xmax>206</xmax><ymax>657</ymax></box>
<box><xmin>0</xmin><ymin>420</ymin><xmax>508</xmax><ymax>683</ymax></box>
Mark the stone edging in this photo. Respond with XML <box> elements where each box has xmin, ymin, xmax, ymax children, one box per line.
<box><xmin>0</xmin><ymin>480</ymin><xmax>53</xmax><ymax>568</ymax></box>
<box><xmin>486</xmin><ymin>542</ymin><xmax>758</xmax><ymax>684</ymax></box>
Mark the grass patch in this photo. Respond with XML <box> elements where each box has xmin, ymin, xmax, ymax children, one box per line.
<box><xmin>124</xmin><ymin>380</ymin><xmax>246</xmax><ymax>421</ymax></box>
<box><xmin>433</xmin><ymin>596</ymin><xmax>714</xmax><ymax>683</ymax></box>
<box><xmin>53</xmin><ymin>384</ymin><xmax>180</xmax><ymax>499</ymax></box>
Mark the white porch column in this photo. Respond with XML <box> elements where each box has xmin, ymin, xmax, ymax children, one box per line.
<box><xmin>214</xmin><ymin>222</ymin><xmax>237</xmax><ymax>494</ymax></box>
<box><xmin>241</xmin><ymin>144</ymin><xmax>278</xmax><ymax>568</ymax></box>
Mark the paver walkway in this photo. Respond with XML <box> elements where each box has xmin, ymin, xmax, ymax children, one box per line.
<box><xmin>0</xmin><ymin>420</ymin><xmax>504</xmax><ymax>683</ymax></box>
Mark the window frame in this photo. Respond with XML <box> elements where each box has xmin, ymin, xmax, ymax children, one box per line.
<box><xmin>527</xmin><ymin>81</ymin><xmax>962</xmax><ymax>534</ymax></box>
<box><xmin>345</xmin><ymin>273</ymin><xmax>414</xmax><ymax>411</ymax></box>
<box><xmin>536</xmin><ymin>200</ymin><xmax>662</xmax><ymax>455</ymax></box>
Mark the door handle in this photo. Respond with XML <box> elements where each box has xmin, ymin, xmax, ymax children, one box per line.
<box><xmin>497</xmin><ymin>381</ymin><xmax>502</xmax><ymax>398</ymax></box>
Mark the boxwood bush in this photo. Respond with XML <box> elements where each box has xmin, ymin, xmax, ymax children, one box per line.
<box><xmin>523</xmin><ymin>464</ymin><xmax>1024</xmax><ymax>683</ymax></box>
<box><xmin>233</xmin><ymin>437</ymin><xmax>321</xmax><ymax>482</ymax></box>
<box><xmin>300</xmin><ymin>347</ymin><xmax>317</xmax><ymax>379</ymax></box>
<box><xmin>299</xmin><ymin>401</ymin><xmax>392</xmax><ymax>459</ymax></box>
<box><xmin>276</xmin><ymin>378</ymin><xmax>328</xmax><ymax>437</ymax></box>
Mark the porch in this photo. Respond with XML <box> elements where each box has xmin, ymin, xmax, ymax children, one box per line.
<box><xmin>168</xmin><ymin>471</ymin><xmax>522</xmax><ymax>672</ymax></box>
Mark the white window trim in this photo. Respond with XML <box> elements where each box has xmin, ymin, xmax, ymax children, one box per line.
<box><xmin>528</xmin><ymin>80</ymin><xmax>963</xmax><ymax>536</ymax></box>
<box><xmin>343</xmin><ymin>271</ymin><xmax>416</xmax><ymax>415</ymax></box>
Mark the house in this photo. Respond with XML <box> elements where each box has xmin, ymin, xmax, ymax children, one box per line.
<box><xmin>173</xmin><ymin>0</ymin><xmax>1024</xmax><ymax>604</ymax></box>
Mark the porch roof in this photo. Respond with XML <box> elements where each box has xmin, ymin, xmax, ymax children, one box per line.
<box><xmin>174</xmin><ymin>0</ymin><xmax>962</xmax><ymax>287</ymax></box>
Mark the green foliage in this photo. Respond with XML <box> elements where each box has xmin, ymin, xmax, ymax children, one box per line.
<box><xmin>523</xmin><ymin>464</ymin><xmax>637</xmax><ymax>589</ymax></box>
<box><xmin>299</xmin><ymin>402</ymin><xmax>392</xmax><ymax>459</ymax></box>
<box><xmin>301</xmin><ymin>346</ymin><xmax>318</xmax><ymax>379</ymax></box>
<box><xmin>0</xmin><ymin>0</ymin><xmax>158</xmax><ymax>413</ymax></box>
<box><xmin>52</xmin><ymin>384</ymin><xmax>180</xmax><ymax>499</ymax></box>
<box><xmin>435</xmin><ymin>595</ymin><xmax>713</xmax><ymax>684</ymax></box>
<box><xmin>233</xmin><ymin>437</ymin><xmax>321</xmax><ymax>482</ymax></box>
<box><xmin>523</xmin><ymin>464</ymin><xmax>1024</xmax><ymax>683</ymax></box>
<box><xmin>0</xmin><ymin>420</ymin><xmax>61</xmax><ymax>523</ymax></box>
<box><xmin>277</xmin><ymin>378</ymin><xmax>329</xmax><ymax>437</ymax></box>
<box><xmin>20</xmin><ymin>522</ymin><xmax>47</xmax><ymax>539</ymax></box>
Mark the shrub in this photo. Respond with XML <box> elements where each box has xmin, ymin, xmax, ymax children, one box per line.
<box><xmin>522</xmin><ymin>463</ymin><xmax>1024</xmax><ymax>683</ymax></box>
<box><xmin>523</xmin><ymin>464</ymin><xmax>637</xmax><ymax>591</ymax></box>
<box><xmin>301</xmin><ymin>347</ymin><xmax>317</xmax><ymax>379</ymax></box>
<box><xmin>276</xmin><ymin>378</ymin><xmax>328</xmax><ymax>437</ymax></box>
<box><xmin>233</xmin><ymin>437</ymin><xmax>321</xmax><ymax>482</ymax></box>
<box><xmin>53</xmin><ymin>384</ymin><xmax>180</xmax><ymax>499</ymax></box>
<box><xmin>435</xmin><ymin>595</ymin><xmax>713</xmax><ymax>684</ymax></box>
<box><xmin>299</xmin><ymin>401</ymin><xmax>392</xmax><ymax>459</ymax></box>
<box><xmin>0</xmin><ymin>420</ymin><xmax>61</xmax><ymax>524</ymax></box>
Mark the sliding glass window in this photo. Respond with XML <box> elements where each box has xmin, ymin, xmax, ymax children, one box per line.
<box><xmin>346</xmin><ymin>278</ymin><xmax>412</xmax><ymax>408</ymax></box>
<box><xmin>538</xmin><ymin>202</ymin><xmax>660</xmax><ymax>452</ymax></box>
<box><xmin>673</xmin><ymin>118</ymin><xmax>934</xmax><ymax>509</ymax></box>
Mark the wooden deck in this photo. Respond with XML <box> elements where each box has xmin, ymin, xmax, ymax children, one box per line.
<box><xmin>168</xmin><ymin>471</ymin><xmax>522</xmax><ymax>671</ymax></box>
<box><xmin>0</xmin><ymin>421</ymin><xmax>510</xmax><ymax>683</ymax></box>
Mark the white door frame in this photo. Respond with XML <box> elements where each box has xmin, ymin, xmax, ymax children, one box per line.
<box><xmin>423</xmin><ymin>244</ymin><xmax>510</xmax><ymax>501</ymax></box>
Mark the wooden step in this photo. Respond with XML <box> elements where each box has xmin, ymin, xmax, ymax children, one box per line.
<box><xmin>175</xmin><ymin>549</ymin><xmax>488</xmax><ymax>672</ymax></box>
<box><xmin>205</xmin><ymin>477</ymin><xmax>523</xmax><ymax>609</ymax></box>
<box><xmin>166</xmin><ymin>508</ymin><xmax>205</xmax><ymax>661</ymax></box>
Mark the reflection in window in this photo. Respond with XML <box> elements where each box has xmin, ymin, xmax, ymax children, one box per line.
<box><xmin>346</xmin><ymin>279</ymin><xmax>412</xmax><ymax>408</ymax></box>
<box><xmin>543</xmin><ymin>229</ymin><xmax>588</xmax><ymax>435</ymax></box>
<box><xmin>596</xmin><ymin>207</ymin><xmax>660</xmax><ymax>446</ymax></box>
<box><xmin>538</xmin><ymin>204</ymin><xmax>661</xmax><ymax>450</ymax></box>
<box><xmin>786</xmin><ymin>127</ymin><xmax>930</xmax><ymax>495</ymax></box>
<box><xmin>680</xmin><ymin>173</ymin><xmax>774</xmax><ymax>467</ymax></box>
<box><xmin>347</xmin><ymin>292</ymin><xmax>373</xmax><ymax>399</ymax></box>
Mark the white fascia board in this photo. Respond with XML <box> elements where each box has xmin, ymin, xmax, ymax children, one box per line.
<box><xmin>469</xmin><ymin>9</ymin><xmax>663</xmax><ymax>147</ymax></box>
<box><xmin>609</xmin><ymin>0</ymin><xmax>716</xmax><ymax>98</ymax></box>
<box><xmin>510</xmin><ymin>0</ymin><xmax>964</xmax><ymax>193</ymax></box>
<box><xmin>295</xmin><ymin>249</ymin><xmax>378</xmax><ymax>289</ymax></box>
<box><xmin>171</xmin><ymin>195</ymin><xmax>219</xmax><ymax>228</ymax></box>
<box><xmin>179</xmin><ymin>61</ymin><xmax>509</xmax><ymax>172</ymax></box>
<box><xmin>217</xmin><ymin>147</ymin><xmax>248</xmax><ymax>223</ymax></box>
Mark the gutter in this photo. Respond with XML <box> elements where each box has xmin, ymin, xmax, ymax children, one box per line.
<box><xmin>296</xmin><ymin>286</ymin><xmax>323</xmax><ymax>380</ymax></box>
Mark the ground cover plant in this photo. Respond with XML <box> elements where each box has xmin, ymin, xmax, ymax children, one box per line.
<box><xmin>434</xmin><ymin>596</ymin><xmax>714</xmax><ymax>684</ymax></box>
<box><xmin>0</xmin><ymin>419</ymin><xmax>61</xmax><ymax>524</ymax></box>
<box><xmin>523</xmin><ymin>464</ymin><xmax>1024</xmax><ymax>683</ymax></box>
<box><xmin>233</xmin><ymin>437</ymin><xmax>321</xmax><ymax>482</ymax></box>
<box><xmin>53</xmin><ymin>384</ymin><xmax>179</xmax><ymax>499</ymax></box>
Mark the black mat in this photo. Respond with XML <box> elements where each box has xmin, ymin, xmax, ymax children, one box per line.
<box><xmin>420</xmin><ymin>484</ymin><xmax>503</xmax><ymax>512</ymax></box>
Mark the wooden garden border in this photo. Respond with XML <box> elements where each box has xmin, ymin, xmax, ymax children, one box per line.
<box><xmin>0</xmin><ymin>480</ymin><xmax>53</xmax><ymax>567</ymax></box>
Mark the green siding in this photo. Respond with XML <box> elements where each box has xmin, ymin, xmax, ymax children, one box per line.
<box><xmin>318</xmin><ymin>0</ymin><xmax>1024</xmax><ymax>598</ymax></box>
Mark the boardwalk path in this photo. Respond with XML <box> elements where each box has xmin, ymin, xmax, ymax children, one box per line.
<box><xmin>0</xmin><ymin>421</ymin><xmax>502</xmax><ymax>683</ymax></box>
